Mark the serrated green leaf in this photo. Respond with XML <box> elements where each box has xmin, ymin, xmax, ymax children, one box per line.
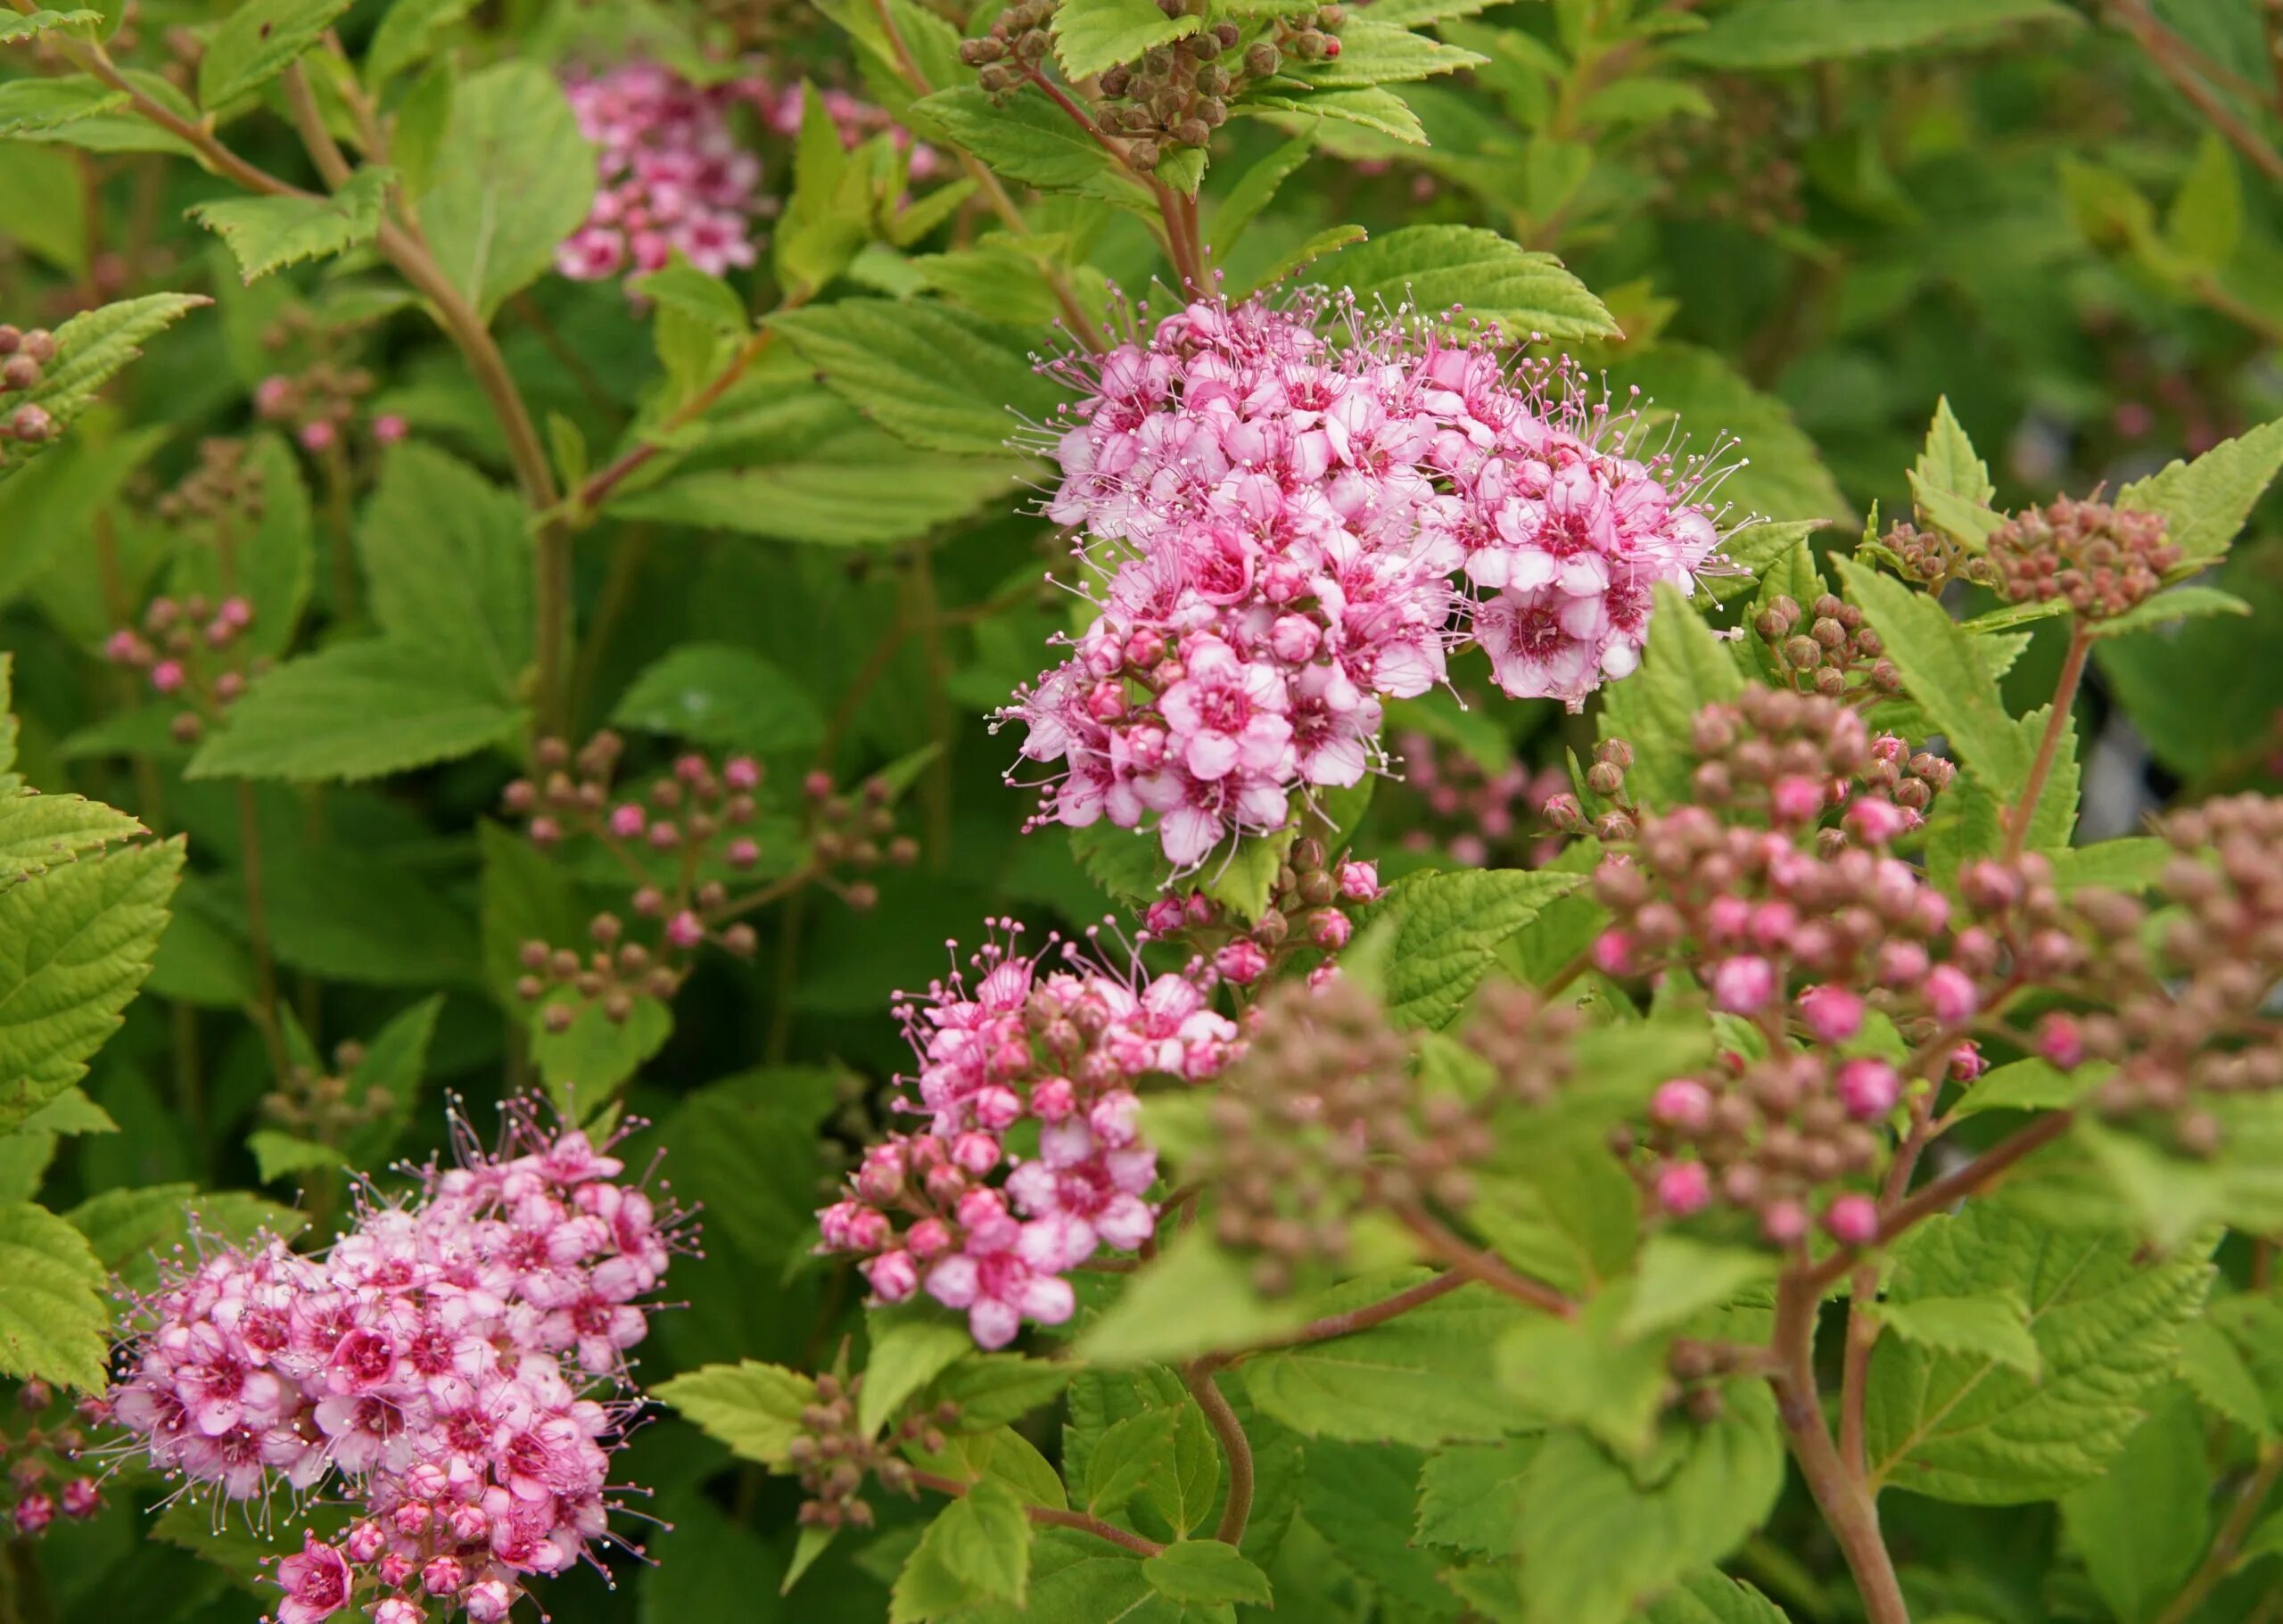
<box><xmin>1051</xmin><ymin>0</ymin><xmax>1200</xmax><ymax>80</ymax></box>
<box><xmin>1240</xmin><ymin>85</ymin><xmax>1427</xmax><ymax>144</ymax></box>
<box><xmin>767</xmin><ymin>301</ymin><xmax>1064</xmax><ymax>457</ymax></box>
<box><xmin>191</xmin><ymin>167</ymin><xmax>394</xmax><ymax>284</ymax></box>
<box><xmin>246</xmin><ymin>1128</ymin><xmax>348</xmax><ymax>1183</ymax></box>
<box><xmin>1669</xmin><ymin>0</ymin><xmax>2075</xmax><ymax>70</ymax></box>
<box><xmin>2167</xmin><ymin>131</ymin><xmax>2242</xmax><ymax>272</ymax></box>
<box><xmin>66</xmin><ymin>1183</ymin><xmax>303</xmax><ymax>1293</ymax></box>
<box><xmin>418</xmin><ymin>62</ymin><xmax>596</xmax><ymax>318</ymax></box>
<box><xmin>1626</xmin><ymin>347</ymin><xmax>1846</xmax><ymax>526</ymax></box>
<box><xmin>1875</xmin><ymin>1291</ymin><xmax>2040</xmax><ymax>1377</ymax></box>
<box><xmin>1915</xmin><ymin>397</ymin><xmax>1993</xmax><ymax>508</ymax></box>
<box><xmin>1863</xmin><ymin>1201</ymin><xmax>2212</xmax><ymax>1503</ymax></box>
<box><xmin>0</xmin><ymin>789</ymin><xmax>144</xmax><ymax>879</ymax></box>
<box><xmin>613</xmin><ymin>644</ymin><xmax>827</xmax><ymax>753</ymax></box>
<box><xmin>1290</xmin><ymin>19</ymin><xmax>1486</xmax><ymax>88</ymax></box>
<box><xmin>1382</xmin><ymin>869</ymin><xmax>1586</xmax><ymax>1029</ymax></box>
<box><xmin>2088</xmin><ymin>584</ymin><xmax>2254</xmax><ymax>638</ymax></box>
<box><xmin>1084</xmin><ymin>1406</ymin><xmax>1180</xmax><ymax>1513</ymax></box>
<box><xmin>531</xmin><ymin>993</ymin><xmax>672</xmax><ymax>1111</ymax></box>
<box><xmin>608</xmin><ymin>434</ymin><xmax>1023</xmax><ymax>545</ymax></box>
<box><xmin>0</xmin><ymin>78</ymin><xmax>128</xmax><ymax>137</ymax></box>
<box><xmin>1949</xmin><ymin>1059</ymin><xmax>2106</xmax><ymax>1119</ymax></box>
<box><xmin>2116</xmin><ymin>416</ymin><xmax>2283</xmax><ymax>569</ymax></box>
<box><xmin>365</xmin><ymin>0</ymin><xmax>474</xmax><ymax>87</ymax></box>
<box><xmin>198</xmin><ymin>0</ymin><xmax>351</xmax><ymax>107</ymax></box>
<box><xmin>896</xmin><ymin>1479</ymin><xmax>1034</xmax><ymax>1619</ymax></box>
<box><xmin>361</xmin><ymin>440</ymin><xmax>531</xmax><ymax>683</ymax></box>
<box><xmin>185</xmin><ymin>639</ymin><xmax>523</xmax><ymax>782</ymax></box>
<box><xmin>660</xmin><ymin>1068</ymin><xmax>839</xmax><ymax>1272</ymax></box>
<box><xmin>1207</xmin><ymin>132</ymin><xmax>1315</xmax><ymax>265</ymax></box>
<box><xmin>0</xmin><ymin>1201</ymin><xmax>111</xmax><ymax>1391</ymax></box>
<box><xmin>1077</xmin><ymin>1226</ymin><xmax>1305</xmax><ymax>1364</ymax></box>
<box><xmin>905</xmin><ymin>87</ymin><xmax>1121</xmax><ymax>192</ymax></box>
<box><xmin>1415</xmin><ymin>1436</ymin><xmax>1536</xmax><ymax>1555</ymax></box>
<box><xmin>1245</xmin><ymin>1274</ymin><xmax>1528</xmax><ymax>1447</ymax></box>
<box><xmin>0</xmin><ymin>9</ymin><xmax>103</xmax><ymax>42</ymax></box>
<box><xmin>1644</xmin><ymin>1571</ymin><xmax>1793</xmax><ymax>1624</ymax></box>
<box><xmin>1496</xmin><ymin>1288</ymin><xmax>1671</xmax><ymax>1456</ymax></box>
<box><xmin>2176</xmin><ymin>1318</ymin><xmax>2270</xmax><ymax>1439</ymax></box>
<box><xmin>1618</xmin><ymin>1236</ymin><xmax>1775</xmax><ymax>1340</ymax></box>
<box><xmin>1143</xmin><ymin>1540</ymin><xmax>1273</xmax><ymax>1606</ymax></box>
<box><xmin>0</xmin><ymin>837</ymin><xmax>181</xmax><ymax>1131</ymax></box>
<box><xmin>1312</xmin><ymin>224</ymin><xmax>1617</xmax><ymax>342</ymax></box>
<box><xmin>3</xmin><ymin>293</ymin><xmax>207</xmax><ymax>474</ymax></box>
<box><xmin>655</xmin><ymin>1360</ymin><xmax>819</xmax><ymax>1465</ymax></box>
<box><xmin>925</xmin><ymin>1355</ymin><xmax>1078</xmax><ymax>1433</ymax></box>
<box><xmin>1834</xmin><ymin>556</ymin><xmax>2025</xmax><ymax>795</ymax></box>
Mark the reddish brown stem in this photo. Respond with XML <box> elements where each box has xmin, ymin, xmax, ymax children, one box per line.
<box><xmin>907</xmin><ymin>1469</ymin><xmax>1166</xmax><ymax>1556</ymax></box>
<box><xmin>2111</xmin><ymin>0</ymin><xmax>2283</xmax><ymax>183</ymax></box>
<box><xmin>2004</xmin><ymin>620</ymin><xmax>2091</xmax><ymax>862</ymax></box>
<box><xmin>1182</xmin><ymin>1363</ymin><xmax>1254</xmax><ymax>1545</ymax></box>
<box><xmin>1393</xmin><ymin>1204</ymin><xmax>1575</xmax><ymax>1318</ymax></box>
<box><xmin>1840</xmin><ymin>1099</ymin><xmax>1935</xmax><ymax>1477</ymax></box>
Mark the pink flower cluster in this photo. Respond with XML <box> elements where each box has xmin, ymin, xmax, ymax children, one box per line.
<box><xmin>557</xmin><ymin>63</ymin><xmax>768</xmax><ymax>282</ymax></box>
<box><xmin>104</xmin><ymin>1109</ymin><xmax>685</xmax><ymax>1624</ymax></box>
<box><xmin>818</xmin><ymin>921</ymin><xmax>1237</xmax><ymax>1348</ymax></box>
<box><xmin>1006</xmin><ymin>293</ymin><xmax>1735</xmax><ymax>868</ymax></box>
<box><xmin>1393</xmin><ymin>728</ymin><xmax>1570</xmax><ymax>867</ymax></box>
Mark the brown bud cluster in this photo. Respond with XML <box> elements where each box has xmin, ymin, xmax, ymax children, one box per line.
<box><xmin>1752</xmin><ymin>591</ymin><xmax>1901</xmax><ymax>705</ymax></box>
<box><xmin>1987</xmin><ymin>497</ymin><xmax>2178</xmax><ymax>622</ymax></box>
<box><xmin>802</xmin><ymin>765</ymin><xmax>922</xmax><ymax>909</ymax></box>
<box><xmin>260</xmin><ymin>1041</ymin><xmax>393</xmax><ymax>1147</ymax></box>
<box><xmin>961</xmin><ymin>0</ymin><xmax>1357</xmax><ymax>164</ymax></box>
<box><xmin>1882</xmin><ymin>520</ymin><xmax>1999</xmax><ymax>595</ymax></box>
<box><xmin>155</xmin><ymin>438</ymin><xmax>268</xmax><ymax>528</ymax></box>
<box><xmin>784</xmin><ymin>1371</ymin><xmax>958</xmax><ymax>1531</ymax></box>
<box><xmin>0</xmin><ymin>325</ymin><xmax>58</xmax><ymax>456</ymax></box>
<box><xmin>2040</xmin><ymin>796</ymin><xmax>2283</xmax><ymax>1154</ymax></box>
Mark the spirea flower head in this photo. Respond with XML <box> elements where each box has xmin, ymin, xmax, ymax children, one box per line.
<box><xmin>816</xmin><ymin>918</ymin><xmax>1239</xmax><ymax>1348</ymax></box>
<box><xmin>104</xmin><ymin>1101</ymin><xmax>688</xmax><ymax>1622</ymax></box>
<box><xmin>556</xmin><ymin>62</ymin><xmax>767</xmax><ymax>284</ymax></box>
<box><xmin>1001</xmin><ymin>291</ymin><xmax>1742</xmax><ymax>868</ymax></box>
<box><xmin>1987</xmin><ymin>495</ymin><xmax>2179</xmax><ymax>622</ymax></box>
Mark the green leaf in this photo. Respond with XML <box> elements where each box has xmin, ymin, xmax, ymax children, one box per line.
<box><xmin>863</xmin><ymin>1319</ymin><xmax>977</xmax><ymax>1438</ymax></box>
<box><xmin>1240</xmin><ymin>86</ymin><xmax>1427</xmax><ymax>144</ymax></box>
<box><xmin>1597</xmin><ymin>580</ymin><xmax>1746</xmax><ymax>810</ymax></box>
<box><xmin>925</xmin><ymin>1355</ymin><xmax>1078</xmax><ymax>1432</ymax></box>
<box><xmin>655</xmin><ymin>1360</ymin><xmax>819</xmax><ymax>1466</ymax></box>
<box><xmin>1207</xmin><ymin>133</ymin><xmax>1315</xmax><ymax>265</ymax></box>
<box><xmin>904</xmin><ymin>87</ymin><xmax>1120</xmax><ymax>192</ymax></box>
<box><xmin>1515</xmin><ymin>1385</ymin><xmax>1786</xmax><ymax>1624</ymax></box>
<box><xmin>365</xmin><ymin>0</ymin><xmax>475</xmax><ymax>87</ymax></box>
<box><xmin>2094</xmin><ymin>559</ymin><xmax>2283</xmax><ymax>780</ymax></box>
<box><xmin>1644</xmin><ymin>1571</ymin><xmax>1793</xmax><ymax>1624</ymax></box>
<box><xmin>360</xmin><ymin>441</ymin><xmax>536</xmax><ymax>683</ymax></box>
<box><xmin>3</xmin><ymin>293</ymin><xmax>207</xmax><ymax>471</ymax></box>
<box><xmin>1912</xmin><ymin>397</ymin><xmax>1994</xmax><ymax>510</ymax></box>
<box><xmin>1467</xmin><ymin>1129</ymin><xmax>1640</xmax><ymax>1297</ymax></box>
<box><xmin>1496</xmin><ymin>1289</ymin><xmax>1672</xmax><ymax>1456</ymax></box>
<box><xmin>1052</xmin><ymin>0</ymin><xmax>1200</xmax><ymax>80</ymax></box>
<box><xmin>418</xmin><ymin>62</ymin><xmax>597</xmax><ymax>319</ymax></box>
<box><xmin>0</xmin><ymin>10</ymin><xmax>104</xmax><ymax>43</ymax></box>
<box><xmin>613</xmin><ymin>644</ymin><xmax>827</xmax><ymax>754</ymax></box>
<box><xmin>67</xmin><ymin>1183</ymin><xmax>303</xmax><ymax>1293</ymax></box>
<box><xmin>1077</xmin><ymin>1226</ymin><xmax>1304</xmax><ymax>1364</ymax></box>
<box><xmin>1382</xmin><ymin>869</ymin><xmax>1587</xmax><ymax>1029</ymax></box>
<box><xmin>1084</xmin><ymin>1406</ymin><xmax>1180</xmax><ymax>1514</ymax></box>
<box><xmin>2175</xmin><ymin>1319</ymin><xmax>2270</xmax><ymax>1439</ymax></box>
<box><xmin>0</xmin><ymin>789</ymin><xmax>144</xmax><ymax>880</ymax></box>
<box><xmin>1143</xmin><ymin>1541</ymin><xmax>1273</xmax><ymax>1607</ymax></box>
<box><xmin>0</xmin><ymin>78</ymin><xmax>128</xmax><ymax>138</ymax></box>
<box><xmin>1617</xmin><ymin>1236</ymin><xmax>1775</xmax><ymax>1340</ymax></box>
<box><xmin>1312</xmin><ymin>225</ymin><xmax>1618</xmax><ymax>342</ymax></box>
<box><xmin>0</xmin><ymin>838</ymin><xmax>182</xmax><ymax>1131</ymax></box>
<box><xmin>198</xmin><ymin>0</ymin><xmax>351</xmax><ymax>106</ymax></box>
<box><xmin>2116</xmin><ymin>415</ymin><xmax>2283</xmax><ymax>569</ymax></box>
<box><xmin>2167</xmin><ymin>131</ymin><xmax>2242</xmax><ymax>271</ymax></box>
<box><xmin>1415</xmin><ymin>1437</ymin><xmax>1536</xmax><ymax>1555</ymax></box>
<box><xmin>775</xmin><ymin>84</ymin><xmax>871</xmax><ymax>299</ymax></box>
<box><xmin>1669</xmin><ymin>0</ymin><xmax>2076</xmax><ymax>70</ymax></box>
<box><xmin>1863</xmin><ymin>1201</ymin><xmax>2212</xmax><ymax>1503</ymax></box>
<box><xmin>1875</xmin><ymin>1291</ymin><xmax>2040</xmax><ymax>1378</ymax></box>
<box><xmin>610</xmin><ymin>434</ymin><xmax>1023</xmax><ymax>545</ymax></box>
<box><xmin>186</xmin><ymin>639</ymin><xmax>523</xmax><ymax>782</ymax></box>
<box><xmin>2058</xmin><ymin>1388</ymin><xmax>2211</xmax><ymax>1624</ymax></box>
<box><xmin>767</xmin><ymin>301</ymin><xmax>1063</xmax><ymax>458</ymax></box>
<box><xmin>901</xmin><ymin>1479</ymin><xmax>1034</xmax><ymax>1617</ymax></box>
<box><xmin>2088</xmin><ymin>584</ymin><xmax>2254</xmax><ymax>638</ymax></box>
<box><xmin>660</xmin><ymin>1068</ymin><xmax>840</xmax><ymax>1270</ymax></box>
<box><xmin>1623</xmin><ymin>347</ymin><xmax>1846</xmax><ymax>525</ymax></box>
<box><xmin>1949</xmin><ymin>1058</ymin><xmax>2106</xmax><ymax>1119</ymax></box>
<box><xmin>190</xmin><ymin>168</ymin><xmax>394</xmax><ymax>283</ymax></box>
<box><xmin>1290</xmin><ymin>19</ymin><xmax>1486</xmax><ymax>88</ymax></box>
<box><xmin>1243</xmin><ymin>1274</ymin><xmax>1528</xmax><ymax>1447</ymax></box>
<box><xmin>0</xmin><ymin>1201</ymin><xmax>111</xmax><ymax>1391</ymax></box>
<box><xmin>247</xmin><ymin>1128</ymin><xmax>348</xmax><ymax>1183</ymax></box>
<box><xmin>1833</xmin><ymin>556</ymin><xmax>2025</xmax><ymax>796</ymax></box>
<box><xmin>1232</xmin><ymin>221</ymin><xmax>1371</xmax><ymax>300</ymax></box>
<box><xmin>531</xmin><ymin>993</ymin><xmax>672</xmax><ymax>1109</ymax></box>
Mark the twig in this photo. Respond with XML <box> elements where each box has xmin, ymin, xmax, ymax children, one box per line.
<box><xmin>1182</xmin><ymin>1363</ymin><xmax>1255</xmax><ymax>1545</ymax></box>
<box><xmin>2111</xmin><ymin>0</ymin><xmax>2283</xmax><ymax>184</ymax></box>
<box><xmin>1393</xmin><ymin>1204</ymin><xmax>1575</xmax><ymax>1318</ymax></box>
<box><xmin>2004</xmin><ymin>620</ymin><xmax>2091</xmax><ymax>862</ymax></box>
<box><xmin>2153</xmin><ymin>1442</ymin><xmax>2283</xmax><ymax>1624</ymax></box>
<box><xmin>908</xmin><ymin>1469</ymin><xmax>1167</xmax><ymax>1556</ymax></box>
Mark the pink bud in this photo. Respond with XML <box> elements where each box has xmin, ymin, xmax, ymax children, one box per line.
<box><xmin>1215</xmin><ymin>939</ymin><xmax>1269</xmax><ymax>985</ymax></box>
<box><xmin>727</xmin><ymin>837</ymin><xmax>760</xmax><ymax>869</ymax></box>
<box><xmin>1824</xmin><ymin>1194</ymin><xmax>1880</xmax><ymax>1247</ymax></box>
<box><xmin>647</xmin><ymin>820</ymin><xmax>681</xmax><ymax>849</ymax></box>
<box><xmin>1650</xmin><ymin>1077</ymin><xmax>1714</xmax><ymax>1133</ymax></box>
<box><xmin>1760</xmin><ymin>1199</ymin><xmax>1809</xmax><ymax>1245</ymax></box>
<box><xmin>1086</xmin><ymin>680</ymin><xmax>1126</xmax><ymax>722</ymax></box>
<box><xmin>1797</xmin><ymin>985</ymin><xmax>1865</xmax><ymax>1044</ymax></box>
<box><xmin>377</xmin><ymin>1552</ymin><xmax>416</xmax><ymax>1589</ymax></box>
<box><xmin>148</xmin><ymin>659</ymin><xmax>185</xmax><ymax>694</ymax></box>
<box><xmin>1948</xmin><ymin>1041</ymin><xmax>1986</xmax><ymax>1082</ymax></box>
<box><xmin>724</xmin><ymin>755</ymin><xmax>761</xmax><ymax>790</ymax></box>
<box><xmin>528</xmin><ymin>816</ymin><xmax>562</xmax><ymax>846</ymax></box>
<box><xmin>1142</xmin><ymin>898</ymin><xmax>1186</xmax><ymax>936</ymax></box>
<box><xmin>950</xmin><ymin>1131</ymin><xmax>1001</xmax><ymax>1175</ymax></box>
<box><xmin>1336</xmin><ymin>858</ymin><xmax>1382</xmax><ymax>903</ymax></box>
<box><xmin>1030</xmin><ymin>1076</ymin><xmax>1076</xmax><ymax>1121</ymax></box>
<box><xmin>1655</xmin><ymin>1161</ymin><xmax>1711</xmax><ymax>1217</ymax></box>
<box><xmin>954</xmin><ymin>1188</ymin><xmax>1008</xmax><ymax>1232</ymax></box>
<box><xmin>447</xmin><ymin>1503</ymin><xmax>488</xmax><ymax>1543</ymax></box>
<box><xmin>12</xmin><ymin>1493</ymin><xmax>51</xmax><ymax>1536</ymax></box>
<box><xmin>1748</xmin><ymin>901</ymin><xmax>1800</xmax><ymax>951</ymax></box>
<box><xmin>608</xmin><ymin>804</ymin><xmax>647</xmax><ymax>839</ymax></box>
<box><xmin>103</xmin><ymin>629</ymin><xmax>144</xmax><ymax>665</ymax></box>
<box><xmin>907</xmin><ymin>1218</ymin><xmax>952</xmax><ymax>1260</ymax></box>
<box><xmin>372</xmin><ymin>413</ymin><xmax>409</xmax><ymax>445</ymax></box>
<box><xmin>1836</xmin><ymin>1058</ymin><xmax>1901</xmax><ymax>1120</ymax></box>
<box><xmin>463</xmin><ymin>1579</ymin><xmax>517</xmax><ymax>1623</ymax></box>
<box><xmin>1711</xmin><ymin>955</ymin><xmax>1776</xmax><ymax>1015</ymax></box>
<box><xmin>344</xmin><ymin>1520</ymin><xmax>385</xmax><ymax>1562</ymax></box>
<box><xmin>2035</xmin><ymin>1013</ymin><xmax>2083</xmax><ymax>1070</ymax></box>
<box><xmin>1184</xmin><ymin>893</ymin><xmax>1216</xmax><ymax>926</ymax></box>
<box><xmin>1770</xmin><ymin>775</ymin><xmax>1824</xmax><ymax>823</ymax></box>
<box><xmin>1310</xmin><ymin>909</ymin><xmax>1352</xmax><ymax>951</ymax></box>
<box><xmin>254</xmin><ymin>375</ymin><xmax>293</xmax><ymax>417</ymax></box>
<box><xmin>423</xmin><ymin>1555</ymin><xmax>466</xmax><ymax>1596</ymax></box>
<box><xmin>1590</xmin><ymin>928</ymin><xmax>1636</xmax><ymax>977</ymax></box>
<box><xmin>58</xmin><ymin>1479</ymin><xmax>98</xmax><ymax>1520</ymax></box>
<box><xmin>1875</xmin><ymin>941</ymin><xmax>1930</xmax><ymax>989</ymax></box>
<box><xmin>1704</xmin><ymin>894</ymin><xmax>1751</xmax><ymax>944</ymax></box>
<box><xmin>665</xmin><ymin>911</ymin><xmax>705</xmax><ymax>949</ymax></box>
<box><xmin>972</xmin><ymin>1084</ymin><xmax>1022</xmax><ymax>1130</ymax></box>
<box><xmin>1843</xmin><ymin>797</ymin><xmax>1910</xmax><ymax>845</ymax></box>
<box><xmin>861</xmin><ymin>1249</ymin><xmax>918</xmax><ymax>1302</ymax></box>
<box><xmin>1125</xmin><ymin>628</ymin><xmax>1165</xmax><ymax>668</ymax></box>
<box><xmin>1269</xmin><ymin>614</ymin><xmax>1321</xmax><ymax>664</ymax></box>
<box><xmin>218</xmin><ymin>596</ymin><xmax>252</xmax><ymax>628</ymax></box>
<box><xmin>374</xmin><ymin>1601</ymin><xmax>425</xmax><ymax>1624</ymax></box>
<box><xmin>1924</xmin><ymin>964</ymin><xmax>1978</xmax><ymax>1025</ymax></box>
<box><xmin>804</xmin><ymin>770</ymin><xmax>835</xmax><ymax>800</ymax></box>
<box><xmin>298</xmin><ymin>419</ymin><xmax>338</xmax><ymax>453</ymax></box>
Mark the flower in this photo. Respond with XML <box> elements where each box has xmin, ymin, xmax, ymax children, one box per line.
<box><xmin>1004</xmin><ymin>292</ymin><xmax>1739</xmax><ymax>868</ymax></box>
<box><xmin>275</xmin><ymin>1536</ymin><xmax>352</xmax><ymax>1624</ymax></box>
<box><xmin>556</xmin><ymin>63</ymin><xmax>767</xmax><ymax>287</ymax></box>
